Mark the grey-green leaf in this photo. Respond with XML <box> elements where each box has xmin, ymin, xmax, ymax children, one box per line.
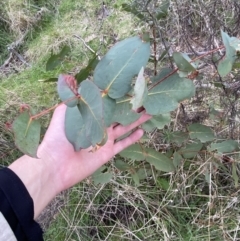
<box><xmin>168</xmin><ymin>131</ymin><xmax>189</xmax><ymax>145</ymax></box>
<box><xmin>92</xmin><ymin>166</ymin><xmax>112</xmax><ymax>185</ymax></box>
<box><xmin>208</xmin><ymin>140</ymin><xmax>239</xmax><ymax>153</ymax></box>
<box><xmin>137</xmin><ymin>168</ymin><xmax>148</xmax><ymax>180</ymax></box>
<box><xmin>46</xmin><ymin>45</ymin><xmax>71</xmax><ymax>71</ymax></box>
<box><xmin>112</xmin><ymin>97</ymin><xmax>141</xmax><ymax>125</ymax></box>
<box><xmin>156</xmin><ymin>0</ymin><xmax>170</xmax><ymax>19</ymax></box>
<box><xmin>180</xmin><ymin>143</ymin><xmax>203</xmax><ymax>159</ymax></box>
<box><xmin>229</xmin><ymin>37</ymin><xmax>240</xmax><ymax>51</ymax></box>
<box><xmin>114</xmin><ymin>159</ymin><xmax>131</xmax><ymax>171</ymax></box>
<box><xmin>145</xmin><ymin>148</ymin><xmax>175</xmax><ymax>172</ymax></box>
<box><xmin>130</xmin><ymin>67</ymin><xmax>148</xmax><ymax>111</ymax></box>
<box><xmin>93</xmin><ymin>36</ymin><xmax>150</xmax><ymax>99</ymax></box>
<box><xmin>120</xmin><ymin>145</ymin><xmax>175</xmax><ymax>172</ymax></box>
<box><xmin>217</xmin><ymin>30</ymin><xmax>236</xmax><ymax>77</ymax></box>
<box><xmin>75</xmin><ymin>55</ymin><xmax>99</xmax><ymax>84</ymax></box>
<box><xmin>143</xmin><ymin>71</ymin><xmax>195</xmax><ymax>115</ymax></box>
<box><xmin>12</xmin><ymin>111</ymin><xmax>41</xmax><ymax>157</ymax></box>
<box><xmin>218</xmin><ymin>58</ymin><xmax>233</xmax><ymax>77</ymax></box>
<box><xmin>119</xmin><ymin>144</ymin><xmax>145</xmax><ymax>161</ymax></box>
<box><xmin>188</xmin><ymin>123</ymin><xmax>215</xmax><ymax>143</ymax></box>
<box><xmin>131</xmin><ymin>172</ymin><xmax>140</xmax><ymax>186</ymax></box>
<box><xmin>102</xmin><ymin>95</ymin><xmax>116</xmax><ymax>127</ymax></box>
<box><xmin>142</xmin><ymin>113</ymin><xmax>170</xmax><ymax>132</ymax></box>
<box><xmin>78</xmin><ymin>80</ymin><xmax>105</xmax><ymax>146</ymax></box>
<box><xmin>173</xmin><ymin>152</ymin><xmax>183</xmax><ymax>168</ymax></box>
<box><xmin>57</xmin><ymin>74</ymin><xmax>78</xmax><ymax>107</ymax></box>
<box><xmin>173</xmin><ymin>52</ymin><xmax>196</xmax><ymax>72</ymax></box>
<box><xmin>121</xmin><ymin>3</ymin><xmax>145</xmax><ymax>20</ymax></box>
<box><xmin>65</xmin><ymin>106</ymin><xmax>91</xmax><ymax>151</ymax></box>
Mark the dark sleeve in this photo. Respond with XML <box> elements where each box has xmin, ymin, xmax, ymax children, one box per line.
<box><xmin>0</xmin><ymin>167</ymin><xmax>43</xmax><ymax>241</ymax></box>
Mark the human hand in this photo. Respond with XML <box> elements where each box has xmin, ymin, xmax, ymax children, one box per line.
<box><xmin>38</xmin><ymin>104</ymin><xmax>151</xmax><ymax>193</ymax></box>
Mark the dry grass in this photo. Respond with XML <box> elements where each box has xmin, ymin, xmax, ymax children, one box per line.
<box><xmin>1</xmin><ymin>0</ymin><xmax>51</xmax><ymax>37</ymax></box>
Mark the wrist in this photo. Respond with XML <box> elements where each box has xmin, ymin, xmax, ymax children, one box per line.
<box><xmin>8</xmin><ymin>152</ymin><xmax>60</xmax><ymax>219</ymax></box>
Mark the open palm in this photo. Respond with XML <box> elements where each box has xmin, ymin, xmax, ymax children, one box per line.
<box><xmin>38</xmin><ymin>104</ymin><xmax>151</xmax><ymax>192</ymax></box>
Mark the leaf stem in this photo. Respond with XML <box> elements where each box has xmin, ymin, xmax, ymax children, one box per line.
<box><xmin>148</xmin><ymin>45</ymin><xmax>225</xmax><ymax>91</ymax></box>
<box><xmin>31</xmin><ymin>96</ymin><xmax>79</xmax><ymax>120</ymax></box>
<box><xmin>148</xmin><ymin>68</ymin><xmax>178</xmax><ymax>91</ymax></box>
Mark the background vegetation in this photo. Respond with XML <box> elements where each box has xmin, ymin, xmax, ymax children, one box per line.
<box><xmin>0</xmin><ymin>0</ymin><xmax>240</xmax><ymax>240</ymax></box>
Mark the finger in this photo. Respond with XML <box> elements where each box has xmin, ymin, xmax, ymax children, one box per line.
<box><xmin>113</xmin><ymin>113</ymin><xmax>151</xmax><ymax>139</ymax></box>
<box><xmin>43</xmin><ymin>104</ymin><xmax>67</xmax><ymax>137</ymax></box>
<box><xmin>49</xmin><ymin>104</ymin><xmax>67</xmax><ymax>127</ymax></box>
<box><xmin>113</xmin><ymin>128</ymin><xmax>144</xmax><ymax>155</ymax></box>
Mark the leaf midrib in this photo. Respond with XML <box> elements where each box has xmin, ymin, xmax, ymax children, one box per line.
<box><xmin>106</xmin><ymin>47</ymin><xmax>140</xmax><ymax>92</ymax></box>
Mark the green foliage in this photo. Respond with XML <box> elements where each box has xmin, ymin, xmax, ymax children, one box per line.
<box><xmin>120</xmin><ymin>144</ymin><xmax>175</xmax><ymax>172</ymax></box>
<box><xmin>112</xmin><ymin>97</ymin><xmax>141</xmax><ymax>126</ymax></box>
<box><xmin>121</xmin><ymin>4</ymin><xmax>145</xmax><ymax>21</ymax></box>
<box><xmin>131</xmin><ymin>171</ymin><xmax>140</xmax><ymax>186</ymax></box>
<box><xmin>179</xmin><ymin>142</ymin><xmax>203</xmax><ymax>159</ymax></box>
<box><xmin>119</xmin><ymin>144</ymin><xmax>145</xmax><ymax>161</ymax></box>
<box><xmin>114</xmin><ymin>159</ymin><xmax>130</xmax><ymax>171</ymax></box>
<box><xmin>93</xmin><ymin>35</ymin><xmax>150</xmax><ymax>99</ymax></box>
<box><xmin>12</xmin><ymin>30</ymin><xmax>240</xmax><ymax>187</ymax></box>
<box><xmin>78</xmin><ymin>80</ymin><xmax>105</xmax><ymax>146</ymax></box>
<box><xmin>121</xmin><ymin>0</ymin><xmax>170</xmax><ymax>21</ymax></box>
<box><xmin>4</xmin><ymin>2</ymin><xmax>240</xmax><ymax>238</ymax></box>
<box><xmin>173</xmin><ymin>52</ymin><xmax>197</xmax><ymax>72</ymax></box>
<box><xmin>173</xmin><ymin>152</ymin><xmax>183</xmax><ymax>168</ymax></box>
<box><xmin>0</xmin><ymin>20</ymin><xmax>14</xmax><ymax>65</ymax></box>
<box><xmin>217</xmin><ymin>30</ymin><xmax>240</xmax><ymax>77</ymax></box>
<box><xmin>156</xmin><ymin>0</ymin><xmax>170</xmax><ymax>19</ymax></box>
<box><xmin>130</xmin><ymin>67</ymin><xmax>148</xmax><ymax>111</ymax></box>
<box><xmin>145</xmin><ymin>148</ymin><xmax>175</xmax><ymax>172</ymax></box>
<box><xmin>46</xmin><ymin>45</ymin><xmax>71</xmax><ymax>71</ymax></box>
<box><xmin>91</xmin><ymin>166</ymin><xmax>112</xmax><ymax>185</ymax></box>
<box><xmin>75</xmin><ymin>55</ymin><xmax>99</xmax><ymax>84</ymax></box>
<box><xmin>142</xmin><ymin>113</ymin><xmax>170</xmax><ymax>132</ymax></box>
<box><xmin>65</xmin><ymin>106</ymin><xmax>91</xmax><ymax>150</ymax></box>
<box><xmin>168</xmin><ymin>131</ymin><xmax>189</xmax><ymax>145</ymax></box>
<box><xmin>188</xmin><ymin>123</ymin><xmax>215</xmax><ymax>143</ymax></box>
<box><xmin>102</xmin><ymin>95</ymin><xmax>116</xmax><ymax>127</ymax></box>
<box><xmin>57</xmin><ymin>74</ymin><xmax>78</xmax><ymax>107</ymax></box>
<box><xmin>208</xmin><ymin>140</ymin><xmax>239</xmax><ymax>154</ymax></box>
<box><xmin>38</xmin><ymin>77</ymin><xmax>58</xmax><ymax>83</ymax></box>
<box><xmin>143</xmin><ymin>71</ymin><xmax>195</xmax><ymax>115</ymax></box>
<box><xmin>12</xmin><ymin>111</ymin><xmax>41</xmax><ymax>157</ymax></box>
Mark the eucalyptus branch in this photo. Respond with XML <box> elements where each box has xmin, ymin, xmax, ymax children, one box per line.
<box><xmin>31</xmin><ymin>96</ymin><xmax>79</xmax><ymax>120</ymax></box>
<box><xmin>148</xmin><ymin>45</ymin><xmax>226</xmax><ymax>91</ymax></box>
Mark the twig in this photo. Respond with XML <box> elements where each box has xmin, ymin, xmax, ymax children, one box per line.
<box><xmin>173</xmin><ymin>104</ymin><xmax>181</xmax><ymax>131</ymax></box>
<box><xmin>146</xmin><ymin>6</ymin><xmax>174</xmax><ymax>68</ymax></box>
<box><xmin>148</xmin><ymin>45</ymin><xmax>226</xmax><ymax>91</ymax></box>
<box><xmin>148</xmin><ymin>68</ymin><xmax>178</xmax><ymax>91</ymax></box>
<box><xmin>152</xmin><ymin>24</ymin><xmax>157</xmax><ymax>76</ymax></box>
<box><xmin>0</xmin><ymin>53</ymin><xmax>13</xmax><ymax>69</ymax></box>
<box><xmin>31</xmin><ymin>103</ymin><xmax>59</xmax><ymax>120</ymax></box>
<box><xmin>31</xmin><ymin>96</ymin><xmax>79</xmax><ymax>120</ymax></box>
<box><xmin>9</xmin><ymin>47</ymin><xmax>31</xmax><ymax>67</ymax></box>
<box><xmin>0</xmin><ymin>31</ymin><xmax>29</xmax><ymax>70</ymax></box>
<box><xmin>9</xmin><ymin>31</ymin><xmax>28</xmax><ymax>49</ymax></box>
<box><xmin>0</xmin><ymin>15</ymin><xmax>11</xmax><ymax>25</ymax></box>
<box><xmin>73</xmin><ymin>34</ymin><xmax>100</xmax><ymax>60</ymax></box>
<box><xmin>191</xmin><ymin>46</ymin><xmax>224</xmax><ymax>62</ymax></box>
